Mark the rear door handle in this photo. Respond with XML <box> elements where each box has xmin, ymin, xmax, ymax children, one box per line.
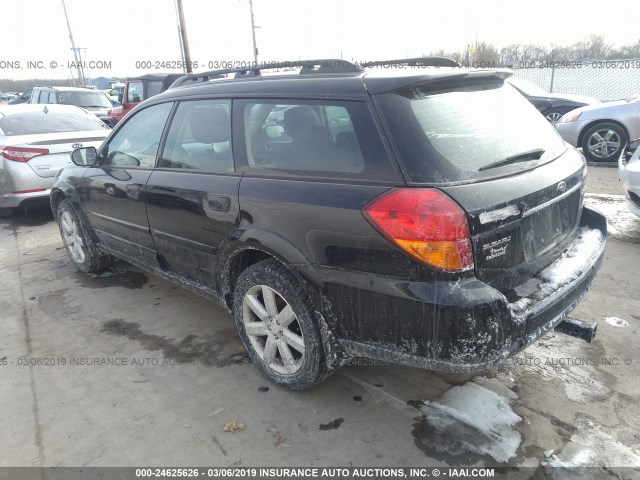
<box><xmin>205</xmin><ymin>194</ymin><xmax>231</xmax><ymax>213</ymax></box>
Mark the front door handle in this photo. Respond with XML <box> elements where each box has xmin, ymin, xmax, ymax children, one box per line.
<box><xmin>205</xmin><ymin>194</ymin><xmax>231</xmax><ymax>213</ymax></box>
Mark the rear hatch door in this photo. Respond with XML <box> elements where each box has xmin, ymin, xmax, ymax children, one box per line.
<box><xmin>441</xmin><ymin>147</ymin><xmax>585</xmax><ymax>292</ymax></box>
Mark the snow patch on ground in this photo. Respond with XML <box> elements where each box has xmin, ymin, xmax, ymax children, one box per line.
<box><xmin>546</xmin><ymin>418</ymin><xmax>640</xmax><ymax>468</ymax></box>
<box><xmin>414</xmin><ymin>376</ymin><xmax>521</xmax><ymax>463</ymax></box>
<box><xmin>585</xmin><ymin>193</ymin><xmax>640</xmax><ymax>240</ymax></box>
<box><xmin>508</xmin><ymin>334</ymin><xmax>609</xmax><ymax>404</ymax></box>
<box><xmin>547</xmin><ymin>449</ymin><xmax>593</xmax><ymax>467</ymax></box>
<box><xmin>604</xmin><ymin>316</ymin><xmax>628</xmax><ymax>328</ymax></box>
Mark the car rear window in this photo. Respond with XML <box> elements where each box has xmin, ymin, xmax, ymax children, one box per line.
<box><xmin>58</xmin><ymin>91</ymin><xmax>113</xmax><ymax>108</ymax></box>
<box><xmin>0</xmin><ymin>111</ymin><xmax>109</xmax><ymax>136</ymax></box>
<box><xmin>376</xmin><ymin>77</ymin><xmax>567</xmax><ymax>184</ymax></box>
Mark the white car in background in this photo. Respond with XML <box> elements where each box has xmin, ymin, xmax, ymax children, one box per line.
<box><xmin>0</xmin><ymin>104</ymin><xmax>110</xmax><ymax>217</ymax></box>
<box><xmin>619</xmin><ymin>141</ymin><xmax>640</xmax><ymax>216</ymax></box>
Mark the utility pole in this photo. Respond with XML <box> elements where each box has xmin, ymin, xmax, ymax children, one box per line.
<box><xmin>73</xmin><ymin>47</ymin><xmax>88</xmax><ymax>86</ymax></box>
<box><xmin>61</xmin><ymin>0</ymin><xmax>85</xmax><ymax>86</ymax></box>
<box><xmin>173</xmin><ymin>0</ymin><xmax>186</xmax><ymax>72</ymax></box>
<box><xmin>175</xmin><ymin>0</ymin><xmax>193</xmax><ymax>73</ymax></box>
<box><xmin>249</xmin><ymin>0</ymin><xmax>258</xmax><ymax>65</ymax></box>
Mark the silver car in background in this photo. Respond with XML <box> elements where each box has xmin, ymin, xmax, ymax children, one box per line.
<box><xmin>0</xmin><ymin>104</ymin><xmax>110</xmax><ymax>217</ymax></box>
<box><xmin>556</xmin><ymin>94</ymin><xmax>640</xmax><ymax>162</ymax></box>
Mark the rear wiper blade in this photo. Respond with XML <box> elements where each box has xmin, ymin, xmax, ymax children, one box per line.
<box><xmin>479</xmin><ymin>148</ymin><xmax>546</xmax><ymax>171</ymax></box>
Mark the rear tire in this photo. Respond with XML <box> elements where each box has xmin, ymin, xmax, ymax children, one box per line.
<box><xmin>0</xmin><ymin>207</ymin><xmax>13</xmax><ymax>218</ymax></box>
<box><xmin>56</xmin><ymin>199</ymin><xmax>111</xmax><ymax>272</ymax></box>
<box><xmin>581</xmin><ymin>122</ymin><xmax>628</xmax><ymax>162</ymax></box>
<box><xmin>233</xmin><ymin>260</ymin><xmax>325</xmax><ymax>390</ymax></box>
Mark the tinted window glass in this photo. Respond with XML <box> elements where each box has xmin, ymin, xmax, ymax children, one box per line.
<box><xmin>159</xmin><ymin>100</ymin><xmax>232</xmax><ymax>172</ymax></box>
<box><xmin>0</xmin><ymin>111</ymin><xmax>109</xmax><ymax>136</ymax></box>
<box><xmin>104</xmin><ymin>102</ymin><xmax>173</xmax><ymax>168</ymax></box>
<box><xmin>240</xmin><ymin>100</ymin><xmax>392</xmax><ymax>180</ymax></box>
<box><xmin>377</xmin><ymin>79</ymin><xmax>566</xmax><ymax>183</ymax></box>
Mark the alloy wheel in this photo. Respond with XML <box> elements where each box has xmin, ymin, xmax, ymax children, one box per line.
<box><xmin>61</xmin><ymin>211</ymin><xmax>86</xmax><ymax>263</ymax></box>
<box><xmin>242</xmin><ymin>284</ymin><xmax>305</xmax><ymax>375</ymax></box>
<box><xmin>587</xmin><ymin>128</ymin><xmax>622</xmax><ymax>159</ymax></box>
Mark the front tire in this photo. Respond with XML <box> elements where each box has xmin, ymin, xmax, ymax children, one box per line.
<box><xmin>0</xmin><ymin>207</ymin><xmax>13</xmax><ymax>218</ymax></box>
<box><xmin>56</xmin><ymin>199</ymin><xmax>111</xmax><ymax>272</ymax></box>
<box><xmin>581</xmin><ymin>122</ymin><xmax>628</xmax><ymax>162</ymax></box>
<box><xmin>233</xmin><ymin>260</ymin><xmax>325</xmax><ymax>390</ymax></box>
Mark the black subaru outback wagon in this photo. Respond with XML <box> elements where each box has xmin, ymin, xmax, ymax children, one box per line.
<box><xmin>51</xmin><ymin>59</ymin><xmax>607</xmax><ymax>389</ymax></box>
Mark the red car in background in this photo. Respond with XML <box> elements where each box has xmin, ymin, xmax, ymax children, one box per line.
<box><xmin>108</xmin><ymin>73</ymin><xmax>182</xmax><ymax>125</ymax></box>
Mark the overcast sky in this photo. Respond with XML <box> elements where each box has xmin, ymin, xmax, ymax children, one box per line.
<box><xmin>3</xmin><ymin>0</ymin><xmax>639</xmax><ymax>81</ymax></box>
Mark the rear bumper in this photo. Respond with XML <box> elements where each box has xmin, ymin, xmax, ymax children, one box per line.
<box><xmin>0</xmin><ymin>189</ymin><xmax>51</xmax><ymax>209</ymax></box>
<box><xmin>309</xmin><ymin>206</ymin><xmax>607</xmax><ymax>372</ymax></box>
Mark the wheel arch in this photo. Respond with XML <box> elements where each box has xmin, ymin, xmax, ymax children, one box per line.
<box><xmin>222</xmin><ymin>244</ymin><xmax>316</xmax><ymax>312</ymax></box>
<box><xmin>50</xmin><ymin>182</ymin><xmax>98</xmax><ymax>243</ymax></box>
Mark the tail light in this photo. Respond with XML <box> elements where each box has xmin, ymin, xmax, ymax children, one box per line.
<box><xmin>363</xmin><ymin>188</ymin><xmax>474</xmax><ymax>271</ymax></box>
<box><xmin>0</xmin><ymin>146</ymin><xmax>49</xmax><ymax>162</ymax></box>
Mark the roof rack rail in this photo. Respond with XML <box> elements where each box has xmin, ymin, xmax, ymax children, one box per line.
<box><xmin>169</xmin><ymin>59</ymin><xmax>363</xmax><ymax>89</ymax></box>
<box><xmin>362</xmin><ymin>57</ymin><xmax>461</xmax><ymax>68</ymax></box>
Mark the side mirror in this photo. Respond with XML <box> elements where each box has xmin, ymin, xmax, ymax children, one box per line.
<box><xmin>117</xmin><ymin>93</ymin><xmax>123</xmax><ymax>103</ymax></box>
<box><xmin>71</xmin><ymin>147</ymin><xmax>98</xmax><ymax>166</ymax></box>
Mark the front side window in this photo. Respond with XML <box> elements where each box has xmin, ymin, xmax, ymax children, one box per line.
<box><xmin>159</xmin><ymin>99</ymin><xmax>232</xmax><ymax>172</ymax></box>
<box><xmin>103</xmin><ymin>102</ymin><xmax>173</xmax><ymax>168</ymax></box>
<box><xmin>239</xmin><ymin>100</ymin><xmax>393</xmax><ymax>180</ymax></box>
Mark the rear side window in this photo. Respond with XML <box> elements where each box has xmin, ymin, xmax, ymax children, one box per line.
<box><xmin>376</xmin><ymin>78</ymin><xmax>567</xmax><ymax>184</ymax></box>
<box><xmin>147</xmin><ymin>81</ymin><xmax>163</xmax><ymax>98</ymax></box>
<box><xmin>33</xmin><ymin>90</ymin><xmax>47</xmax><ymax>103</ymax></box>
<box><xmin>0</xmin><ymin>111</ymin><xmax>109</xmax><ymax>136</ymax></box>
<box><xmin>127</xmin><ymin>81</ymin><xmax>143</xmax><ymax>103</ymax></box>
<box><xmin>236</xmin><ymin>100</ymin><xmax>395</xmax><ymax>181</ymax></box>
<box><xmin>159</xmin><ymin>99</ymin><xmax>232</xmax><ymax>172</ymax></box>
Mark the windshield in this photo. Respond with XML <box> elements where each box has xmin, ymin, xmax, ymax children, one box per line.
<box><xmin>507</xmin><ymin>77</ymin><xmax>550</xmax><ymax>97</ymax></box>
<box><xmin>0</xmin><ymin>111</ymin><xmax>109</xmax><ymax>136</ymax></box>
<box><xmin>377</xmin><ymin>78</ymin><xmax>567</xmax><ymax>183</ymax></box>
<box><xmin>58</xmin><ymin>91</ymin><xmax>113</xmax><ymax>108</ymax></box>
